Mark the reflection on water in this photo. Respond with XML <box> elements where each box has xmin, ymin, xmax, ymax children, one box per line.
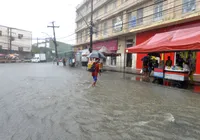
<box><xmin>122</xmin><ymin>72</ymin><xmax>200</xmax><ymax>94</ymax></box>
<box><xmin>73</xmin><ymin>71</ymin><xmax>200</xmax><ymax>140</ymax></box>
<box><xmin>1</xmin><ymin>64</ymin><xmax>200</xmax><ymax>140</ymax></box>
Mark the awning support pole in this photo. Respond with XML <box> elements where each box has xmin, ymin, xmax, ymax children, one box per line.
<box><xmin>163</xmin><ymin>53</ymin><xmax>165</xmax><ymax>85</ymax></box>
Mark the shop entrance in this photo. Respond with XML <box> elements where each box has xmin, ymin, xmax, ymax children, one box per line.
<box><xmin>126</xmin><ymin>39</ymin><xmax>133</xmax><ymax>67</ymax></box>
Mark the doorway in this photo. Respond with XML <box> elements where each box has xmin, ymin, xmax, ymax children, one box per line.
<box><xmin>126</xmin><ymin>39</ymin><xmax>133</xmax><ymax>67</ymax></box>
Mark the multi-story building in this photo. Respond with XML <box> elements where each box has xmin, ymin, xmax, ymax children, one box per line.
<box><xmin>75</xmin><ymin>0</ymin><xmax>200</xmax><ymax>70</ymax></box>
<box><xmin>0</xmin><ymin>25</ymin><xmax>32</xmax><ymax>57</ymax></box>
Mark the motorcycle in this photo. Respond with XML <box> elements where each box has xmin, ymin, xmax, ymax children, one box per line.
<box><xmin>69</xmin><ymin>58</ymin><xmax>75</xmax><ymax>67</ymax></box>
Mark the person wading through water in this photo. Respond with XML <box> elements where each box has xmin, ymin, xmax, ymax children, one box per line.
<box><xmin>88</xmin><ymin>58</ymin><xmax>101</xmax><ymax>87</ymax></box>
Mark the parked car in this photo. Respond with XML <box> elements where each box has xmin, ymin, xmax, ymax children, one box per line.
<box><xmin>22</xmin><ymin>58</ymin><xmax>32</xmax><ymax>63</ymax></box>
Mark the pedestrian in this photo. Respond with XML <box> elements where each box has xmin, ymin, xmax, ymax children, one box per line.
<box><xmin>62</xmin><ymin>58</ymin><xmax>66</xmax><ymax>66</ymax></box>
<box><xmin>90</xmin><ymin>58</ymin><xmax>100</xmax><ymax>87</ymax></box>
<box><xmin>166</xmin><ymin>56</ymin><xmax>172</xmax><ymax>67</ymax></box>
<box><xmin>185</xmin><ymin>53</ymin><xmax>195</xmax><ymax>81</ymax></box>
<box><xmin>141</xmin><ymin>55</ymin><xmax>149</xmax><ymax>80</ymax></box>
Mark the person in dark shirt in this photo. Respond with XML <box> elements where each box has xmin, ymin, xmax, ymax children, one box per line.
<box><xmin>176</xmin><ymin>54</ymin><xmax>184</xmax><ymax>67</ymax></box>
<box><xmin>166</xmin><ymin>56</ymin><xmax>172</xmax><ymax>67</ymax></box>
<box><xmin>141</xmin><ymin>55</ymin><xmax>149</xmax><ymax>79</ymax></box>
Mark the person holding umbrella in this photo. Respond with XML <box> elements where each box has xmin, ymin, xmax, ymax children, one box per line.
<box><xmin>90</xmin><ymin>58</ymin><xmax>101</xmax><ymax>87</ymax></box>
<box><xmin>87</xmin><ymin>51</ymin><xmax>105</xmax><ymax>87</ymax></box>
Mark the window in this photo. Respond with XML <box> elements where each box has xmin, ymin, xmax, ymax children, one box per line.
<box><xmin>104</xmin><ymin>5</ymin><xmax>108</xmax><ymax>14</ymax></box>
<box><xmin>137</xmin><ymin>8</ymin><xmax>143</xmax><ymax>25</ymax></box>
<box><xmin>182</xmin><ymin>0</ymin><xmax>196</xmax><ymax>13</ymax></box>
<box><xmin>111</xmin><ymin>56</ymin><xmax>116</xmax><ymax>66</ymax></box>
<box><xmin>103</xmin><ymin>22</ymin><xmax>108</xmax><ymax>35</ymax></box>
<box><xmin>94</xmin><ymin>10</ymin><xmax>99</xmax><ymax>19</ymax></box>
<box><xmin>0</xmin><ymin>31</ymin><xmax>2</xmax><ymax>36</ymax></box>
<box><xmin>154</xmin><ymin>0</ymin><xmax>163</xmax><ymax>21</ymax></box>
<box><xmin>113</xmin><ymin>0</ymin><xmax>117</xmax><ymax>9</ymax></box>
<box><xmin>121</xmin><ymin>0</ymin><xmax>128</xmax><ymax>4</ymax></box>
<box><xmin>18</xmin><ymin>34</ymin><xmax>23</xmax><ymax>39</ymax></box>
<box><xmin>112</xmin><ymin>16</ymin><xmax>123</xmax><ymax>32</ymax></box>
<box><xmin>18</xmin><ymin>47</ymin><xmax>23</xmax><ymax>51</ymax></box>
<box><xmin>128</xmin><ymin>12</ymin><xmax>136</xmax><ymax>29</ymax></box>
<box><xmin>85</xmin><ymin>29</ymin><xmax>88</xmax><ymax>41</ymax></box>
<box><xmin>80</xmin><ymin>32</ymin><xmax>82</xmax><ymax>43</ymax></box>
<box><xmin>95</xmin><ymin>24</ymin><xmax>99</xmax><ymax>37</ymax></box>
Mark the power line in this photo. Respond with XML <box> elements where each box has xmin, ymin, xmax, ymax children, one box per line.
<box><xmin>64</xmin><ymin>2</ymin><xmax>200</xmax><ymax>43</ymax></box>
<box><xmin>64</xmin><ymin>0</ymin><xmax>169</xmax><ymax>41</ymax></box>
<box><xmin>45</xmin><ymin>0</ymin><xmax>169</xmax><ymax>41</ymax></box>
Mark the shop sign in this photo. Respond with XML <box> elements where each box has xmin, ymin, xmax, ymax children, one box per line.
<box><xmin>153</xmin><ymin>72</ymin><xmax>164</xmax><ymax>78</ymax></box>
<box><xmin>113</xmin><ymin>17</ymin><xmax>123</xmax><ymax>32</ymax></box>
<box><xmin>93</xmin><ymin>40</ymin><xmax>118</xmax><ymax>51</ymax></box>
<box><xmin>165</xmin><ymin>74</ymin><xmax>187</xmax><ymax>81</ymax></box>
<box><xmin>114</xmin><ymin>21</ymin><xmax>123</xmax><ymax>31</ymax></box>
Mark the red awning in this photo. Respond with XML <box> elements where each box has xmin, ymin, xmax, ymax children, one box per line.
<box><xmin>126</xmin><ymin>24</ymin><xmax>200</xmax><ymax>53</ymax></box>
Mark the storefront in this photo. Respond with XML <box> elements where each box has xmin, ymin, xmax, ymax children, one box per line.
<box><xmin>93</xmin><ymin>39</ymin><xmax>119</xmax><ymax>66</ymax></box>
<box><xmin>127</xmin><ymin>20</ymin><xmax>200</xmax><ymax>82</ymax></box>
<box><xmin>135</xmin><ymin>20</ymin><xmax>200</xmax><ymax>80</ymax></box>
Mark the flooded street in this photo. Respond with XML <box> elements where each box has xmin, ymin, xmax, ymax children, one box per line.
<box><xmin>0</xmin><ymin>63</ymin><xmax>200</xmax><ymax>140</ymax></box>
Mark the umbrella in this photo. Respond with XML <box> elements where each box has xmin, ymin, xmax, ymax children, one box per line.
<box><xmin>87</xmin><ymin>51</ymin><xmax>106</xmax><ymax>59</ymax></box>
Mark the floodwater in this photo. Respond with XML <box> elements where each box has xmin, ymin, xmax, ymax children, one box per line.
<box><xmin>0</xmin><ymin>63</ymin><xmax>200</xmax><ymax>140</ymax></box>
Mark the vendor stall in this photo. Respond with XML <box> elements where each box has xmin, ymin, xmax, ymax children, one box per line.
<box><xmin>126</xmin><ymin>24</ymin><xmax>200</xmax><ymax>87</ymax></box>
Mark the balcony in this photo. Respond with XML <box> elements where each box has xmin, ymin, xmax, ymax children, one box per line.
<box><xmin>97</xmin><ymin>0</ymin><xmax>148</xmax><ymax>21</ymax></box>
<box><xmin>76</xmin><ymin>0</ymin><xmax>109</xmax><ymax>22</ymax></box>
<box><xmin>76</xmin><ymin>0</ymin><xmax>89</xmax><ymax>10</ymax></box>
<box><xmin>128</xmin><ymin>0</ymin><xmax>200</xmax><ymax>33</ymax></box>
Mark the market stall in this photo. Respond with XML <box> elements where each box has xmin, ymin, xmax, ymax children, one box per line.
<box><xmin>126</xmin><ymin>24</ymin><xmax>200</xmax><ymax>87</ymax></box>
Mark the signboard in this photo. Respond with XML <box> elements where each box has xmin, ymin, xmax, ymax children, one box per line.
<box><xmin>165</xmin><ymin>73</ymin><xmax>188</xmax><ymax>81</ymax></box>
<box><xmin>93</xmin><ymin>40</ymin><xmax>118</xmax><ymax>51</ymax></box>
<box><xmin>153</xmin><ymin>72</ymin><xmax>164</xmax><ymax>78</ymax></box>
<box><xmin>114</xmin><ymin>21</ymin><xmax>123</xmax><ymax>31</ymax></box>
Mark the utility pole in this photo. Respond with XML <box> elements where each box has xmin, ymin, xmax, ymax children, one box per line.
<box><xmin>47</xmin><ymin>21</ymin><xmax>59</xmax><ymax>65</ymax></box>
<box><xmin>37</xmin><ymin>38</ymin><xmax>39</xmax><ymax>48</ymax></box>
<box><xmin>89</xmin><ymin>0</ymin><xmax>93</xmax><ymax>53</ymax></box>
<box><xmin>44</xmin><ymin>38</ymin><xmax>47</xmax><ymax>48</ymax></box>
<box><xmin>9</xmin><ymin>28</ymin><xmax>12</xmax><ymax>54</ymax></box>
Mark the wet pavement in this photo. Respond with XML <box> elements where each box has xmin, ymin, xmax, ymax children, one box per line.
<box><xmin>0</xmin><ymin>63</ymin><xmax>200</xmax><ymax>140</ymax></box>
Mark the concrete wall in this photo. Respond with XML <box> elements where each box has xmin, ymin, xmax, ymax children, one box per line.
<box><xmin>0</xmin><ymin>26</ymin><xmax>32</xmax><ymax>53</ymax></box>
<box><xmin>11</xmin><ymin>29</ymin><xmax>32</xmax><ymax>52</ymax></box>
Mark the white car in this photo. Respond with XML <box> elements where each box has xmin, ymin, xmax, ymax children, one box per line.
<box><xmin>31</xmin><ymin>57</ymin><xmax>40</xmax><ymax>63</ymax></box>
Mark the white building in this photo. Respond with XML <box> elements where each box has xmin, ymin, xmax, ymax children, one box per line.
<box><xmin>0</xmin><ymin>25</ymin><xmax>32</xmax><ymax>55</ymax></box>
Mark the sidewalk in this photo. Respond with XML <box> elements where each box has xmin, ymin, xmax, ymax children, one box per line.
<box><xmin>103</xmin><ymin>65</ymin><xmax>141</xmax><ymax>75</ymax></box>
<box><xmin>103</xmin><ymin>65</ymin><xmax>200</xmax><ymax>83</ymax></box>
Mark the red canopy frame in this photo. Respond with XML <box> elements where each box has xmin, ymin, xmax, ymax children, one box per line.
<box><xmin>126</xmin><ymin>24</ymin><xmax>200</xmax><ymax>54</ymax></box>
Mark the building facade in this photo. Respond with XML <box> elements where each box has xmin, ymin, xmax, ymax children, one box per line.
<box><xmin>0</xmin><ymin>25</ymin><xmax>32</xmax><ymax>57</ymax></box>
<box><xmin>75</xmin><ymin>0</ymin><xmax>200</xmax><ymax>70</ymax></box>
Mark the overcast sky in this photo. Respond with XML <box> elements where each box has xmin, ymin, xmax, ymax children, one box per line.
<box><xmin>1</xmin><ymin>0</ymin><xmax>83</xmax><ymax>45</ymax></box>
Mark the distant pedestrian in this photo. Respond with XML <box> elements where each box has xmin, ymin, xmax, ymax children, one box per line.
<box><xmin>63</xmin><ymin>58</ymin><xmax>66</xmax><ymax>66</ymax></box>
